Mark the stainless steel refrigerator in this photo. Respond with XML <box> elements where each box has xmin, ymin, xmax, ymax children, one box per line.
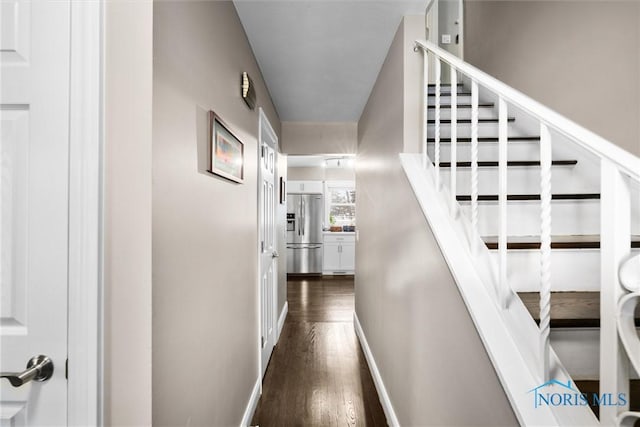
<box><xmin>286</xmin><ymin>194</ymin><xmax>323</xmax><ymax>274</ymax></box>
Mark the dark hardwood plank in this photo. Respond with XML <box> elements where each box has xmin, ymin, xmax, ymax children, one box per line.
<box><xmin>251</xmin><ymin>277</ymin><xmax>387</xmax><ymax>426</ymax></box>
<box><xmin>483</xmin><ymin>234</ymin><xmax>640</xmax><ymax>250</ymax></box>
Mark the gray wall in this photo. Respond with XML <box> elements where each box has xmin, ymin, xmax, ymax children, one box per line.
<box><xmin>153</xmin><ymin>2</ymin><xmax>281</xmax><ymax>425</ymax></box>
<box><xmin>355</xmin><ymin>16</ymin><xmax>518</xmax><ymax>425</ymax></box>
<box><xmin>104</xmin><ymin>1</ymin><xmax>153</xmax><ymax>425</ymax></box>
<box><xmin>281</xmin><ymin>121</ymin><xmax>358</xmax><ymax>154</ymax></box>
<box><xmin>465</xmin><ymin>0</ymin><xmax>640</xmax><ymax>156</ymax></box>
<box><xmin>288</xmin><ymin>166</ymin><xmax>356</xmax><ymax>181</ymax></box>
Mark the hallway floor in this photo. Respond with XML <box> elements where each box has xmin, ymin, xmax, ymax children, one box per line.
<box><xmin>251</xmin><ymin>276</ymin><xmax>387</xmax><ymax>426</ymax></box>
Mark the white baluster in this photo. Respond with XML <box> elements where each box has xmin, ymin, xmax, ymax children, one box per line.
<box><xmin>539</xmin><ymin>123</ymin><xmax>552</xmax><ymax>381</ymax></box>
<box><xmin>470</xmin><ymin>80</ymin><xmax>479</xmax><ymax>254</ymax></box>
<box><xmin>422</xmin><ymin>51</ymin><xmax>429</xmax><ymax>168</ymax></box>
<box><xmin>498</xmin><ymin>97</ymin><xmax>508</xmax><ymax>308</ymax></box>
<box><xmin>600</xmin><ymin>159</ymin><xmax>631</xmax><ymax>425</ymax></box>
<box><xmin>435</xmin><ymin>58</ymin><xmax>441</xmax><ymax>190</ymax></box>
<box><xmin>450</xmin><ymin>68</ymin><xmax>458</xmax><ymax>217</ymax></box>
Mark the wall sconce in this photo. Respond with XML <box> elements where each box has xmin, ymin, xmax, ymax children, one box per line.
<box><xmin>241</xmin><ymin>72</ymin><xmax>256</xmax><ymax>110</ymax></box>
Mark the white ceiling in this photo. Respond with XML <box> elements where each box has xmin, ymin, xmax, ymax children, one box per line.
<box><xmin>233</xmin><ymin>1</ymin><xmax>427</xmax><ymax>122</ymax></box>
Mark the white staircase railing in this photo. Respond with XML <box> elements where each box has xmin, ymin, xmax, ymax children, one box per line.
<box><xmin>415</xmin><ymin>38</ymin><xmax>640</xmax><ymax>426</ymax></box>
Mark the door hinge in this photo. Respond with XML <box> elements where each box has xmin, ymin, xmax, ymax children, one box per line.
<box><xmin>65</xmin><ymin>358</ymin><xmax>68</xmax><ymax>380</ymax></box>
<box><xmin>261</xmin><ymin>336</ymin><xmax>265</xmax><ymax>348</ymax></box>
<box><xmin>261</xmin><ymin>146</ymin><xmax>265</xmax><ymax>158</ymax></box>
<box><xmin>261</xmin><ymin>241</ymin><xmax>265</xmax><ymax>252</ymax></box>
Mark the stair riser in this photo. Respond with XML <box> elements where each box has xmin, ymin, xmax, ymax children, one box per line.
<box><xmin>427</xmin><ymin>107</ymin><xmax>496</xmax><ymax>121</ymax></box>
<box><xmin>427</xmin><ymin>122</ymin><xmax>531</xmax><ymax>138</ymax></box>
<box><xmin>428</xmin><ymin>95</ymin><xmax>473</xmax><ymax>104</ymax></box>
<box><xmin>438</xmin><ymin>166</ymin><xmax>597</xmax><ymax>194</ymax></box>
<box><xmin>490</xmin><ymin>248</ymin><xmax>640</xmax><ymax>292</ymax></box>
<box><xmin>427</xmin><ymin>85</ymin><xmax>462</xmax><ymax>95</ymax></box>
<box><xmin>551</xmin><ymin>328</ymin><xmax>640</xmax><ymax>381</ymax></box>
<box><xmin>460</xmin><ymin>201</ymin><xmax>604</xmax><ymax>236</ymax></box>
<box><xmin>427</xmin><ymin>141</ymin><xmax>541</xmax><ymax>162</ymax></box>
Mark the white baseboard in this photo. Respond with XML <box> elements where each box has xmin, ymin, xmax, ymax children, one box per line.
<box><xmin>353</xmin><ymin>312</ymin><xmax>400</xmax><ymax>427</ymax></box>
<box><xmin>240</xmin><ymin>376</ymin><xmax>261</xmax><ymax>427</ymax></box>
<box><xmin>277</xmin><ymin>301</ymin><xmax>288</xmax><ymax>340</ymax></box>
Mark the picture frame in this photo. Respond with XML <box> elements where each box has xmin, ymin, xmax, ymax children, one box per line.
<box><xmin>209</xmin><ymin>111</ymin><xmax>244</xmax><ymax>183</ymax></box>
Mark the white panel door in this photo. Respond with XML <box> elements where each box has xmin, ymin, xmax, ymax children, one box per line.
<box><xmin>0</xmin><ymin>1</ymin><xmax>70</xmax><ymax>425</ymax></box>
<box><xmin>259</xmin><ymin>109</ymin><xmax>278</xmax><ymax>377</ymax></box>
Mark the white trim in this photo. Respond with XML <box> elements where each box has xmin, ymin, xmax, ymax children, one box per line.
<box><xmin>239</xmin><ymin>376</ymin><xmax>261</xmax><ymax>427</ymax></box>
<box><xmin>353</xmin><ymin>312</ymin><xmax>400</xmax><ymax>427</ymax></box>
<box><xmin>277</xmin><ymin>301</ymin><xmax>288</xmax><ymax>340</ymax></box>
<box><xmin>67</xmin><ymin>1</ymin><xmax>103</xmax><ymax>426</ymax></box>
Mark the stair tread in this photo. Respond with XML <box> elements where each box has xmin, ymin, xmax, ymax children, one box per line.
<box><xmin>483</xmin><ymin>234</ymin><xmax>640</xmax><ymax>249</ymax></box>
<box><xmin>427</xmin><ymin>118</ymin><xmax>515</xmax><ymax>124</ymax></box>
<box><xmin>437</xmin><ymin>160</ymin><xmax>577</xmax><ymax>167</ymax></box>
<box><xmin>428</xmin><ymin>91</ymin><xmax>472</xmax><ymax>96</ymax></box>
<box><xmin>573</xmin><ymin>380</ymin><xmax>640</xmax><ymax>418</ymax></box>
<box><xmin>428</xmin><ymin>83</ymin><xmax>463</xmax><ymax>88</ymax></box>
<box><xmin>427</xmin><ymin>103</ymin><xmax>494</xmax><ymax>109</ymax></box>
<box><xmin>457</xmin><ymin>193</ymin><xmax>601</xmax><ymax>201</ymax></box>
<box><xmin>427</xmin><ymin>136</ymin><xmax>540</xmax><ymax>142</ymax></box>
<box><xmin>518</xmin><ymin>291</ymin><xmax>640</xmax><ymax>327</ymax></box>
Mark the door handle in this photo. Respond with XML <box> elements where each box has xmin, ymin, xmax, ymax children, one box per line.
<box><xmin>1</xmin><ymin>355</ymin><xmax>54</xmax><ymax>387</ymax></box>
<box><xmin>272</xmin><ymin>250</ymin><xmax>279</xmax><ymax>258</ymax></box>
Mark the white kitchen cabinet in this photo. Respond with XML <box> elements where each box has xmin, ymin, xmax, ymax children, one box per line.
<box><xmin>287</xmin><ymin>180</ymin><xmax>323</xmax><ymax>194</ymax></box>
<box><xmin>323</xmin><ymin>234</ymin><xmax>355</xmax><ymax>275</ymax></box>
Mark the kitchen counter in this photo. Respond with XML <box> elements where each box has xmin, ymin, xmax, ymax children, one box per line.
<box><xmin>323</xmin><ymin>231</ymin><xmax>355</xmax><ymax>235</ymax></box>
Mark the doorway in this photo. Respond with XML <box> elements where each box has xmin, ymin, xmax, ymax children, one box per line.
<box><xmin>258</xmin><ymin>109</ymin><xmax>279</xmax><ymax>377</ymax></box>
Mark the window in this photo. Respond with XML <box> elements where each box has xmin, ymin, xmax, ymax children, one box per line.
<box><xmin>325</xmin><ymin>181</ymin><xmax>356</xmax><ymax>227</ymax></box>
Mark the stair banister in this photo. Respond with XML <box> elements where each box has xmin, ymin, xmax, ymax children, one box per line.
<box><xmin>415</xmin><ymin>39</ymin><xmax>640</xmax><ymax>181</ymax></box>
<box><xmin>470</xmin><ymin>80</ymin><xmax>479</xmax><ymax>255</ymax></box>
<box><xmin>450</xmin><ymin>67</ymin><xmax>458</xmax><ymax>216</ymax></box>
<box><xmin>416</xmin><ymin>37</ymin><xmax>640</xmax><ymax>425</ymax></box>
<box><xmin>539</xmin><ymin>122</ymin><xmax>553</xmax><ymax>382</ymax></box>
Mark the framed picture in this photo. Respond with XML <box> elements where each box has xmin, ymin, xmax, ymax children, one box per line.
<box><xmin>209</xmin><ymin>111</ymin><xmax>244</xmax><ymax>183</ymax></box>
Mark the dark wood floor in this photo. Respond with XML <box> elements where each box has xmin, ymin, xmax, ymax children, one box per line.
<box><xmin>251</xmin><ymin>276</ymin><xmax>387</xmax><ymax>427</ymax></box>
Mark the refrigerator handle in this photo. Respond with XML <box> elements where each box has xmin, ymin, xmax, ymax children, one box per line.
<box><xmin>297</xmin><ymin>197</ymin><xmax>301</xmax><ymax>236</ymax></box>
<box><xmin>302</xmin><ymin>197</ymin><xmax>305</xmax><ymax>236</ymax></box>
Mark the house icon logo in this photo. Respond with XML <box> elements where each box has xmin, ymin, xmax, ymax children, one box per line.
<box><xmin>528</xmin><ymin>379</ymin><xmax>627</xmax><ymax>409</ymax></box>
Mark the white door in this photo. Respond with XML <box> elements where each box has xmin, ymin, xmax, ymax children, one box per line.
<box><xmin>259</xmin><ymin>109</ymin><xmax>278</xmax><ymax>377</ymax></box>
<box><xmin>0</xmin><ymin>1</ymin><xmax>70</xmax><ymax>425</ymax></box>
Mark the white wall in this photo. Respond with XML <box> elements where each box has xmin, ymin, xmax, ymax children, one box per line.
<box><xmin>355</xmin><ymin>16</ymin><xmax>518</xmax><ymax>425</ymax></box>
<box><xmin>287</xmin><ymin>166</ymin><xmax>355</xmax><ymax>181</ymax></box>
<box><xmin>281</xmin><ymin>121</ymin><xmax>358</xmax><ymax>154</ymax></box>
<box><xmin>465</xmin><ymin>0</ymin><xmax>640</xmax><ymax>156</ymax></box>
<box><xmin>152</xmin><ymin>2</ymin><xmax>281</xmax><ymax>425</ymax></box>
<box><xmin>103</xmin><ymin>1</ymin><xmax>153</xmax><ymax>425</ymax></box>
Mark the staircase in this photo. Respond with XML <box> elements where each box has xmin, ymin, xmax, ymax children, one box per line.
<box><xmin>403</xmin><ymin>40</ymin><xmax>640</xmax><ymax>426</ymax></box>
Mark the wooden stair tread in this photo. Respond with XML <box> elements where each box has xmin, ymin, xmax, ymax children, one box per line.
<box><xmin>518</xmin><ymin>291</ymin><xmax>640</xmax><ymax>327</ymax></box>
<box><xmin>427</xmin><ymin>103</ymin><xmax>494</xmax><ymax>109</ymax></box>
<box><xmin>574</xmin><ymin>379</ymin><xmax>640</xmax><ymax>419</ymax></box>
<box><xmin>427</xmin><ymin>136</ymin><xmax>540</xmax><ymax>142</ymax></box>
<box><xmin>483</xmin><ymin>234</ymin><xmax>640</xmax><ymax>250</ymax></box>
<box><xmin>437</xmin><ymin>160</ymin><xmax>577</xmax><ymax>167</ymax></box>
<box><xmin>428</xmin><ymin>91</ymin><xmax>472</xmax><ymax>96</ymax></box>
<box><xmin>457</xmin><ymin>193</ymin><xmax>600</xmax><ymax>201</ymax></box>
<box><xmin>428</xmin><ymin>83</ymin><xmax>463</xmax><ymax>88</ymax></box>
<box><xmin>427</xmin><ymin>118</ymin><xmax>515</xmax><ymax>124</ymax></box>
